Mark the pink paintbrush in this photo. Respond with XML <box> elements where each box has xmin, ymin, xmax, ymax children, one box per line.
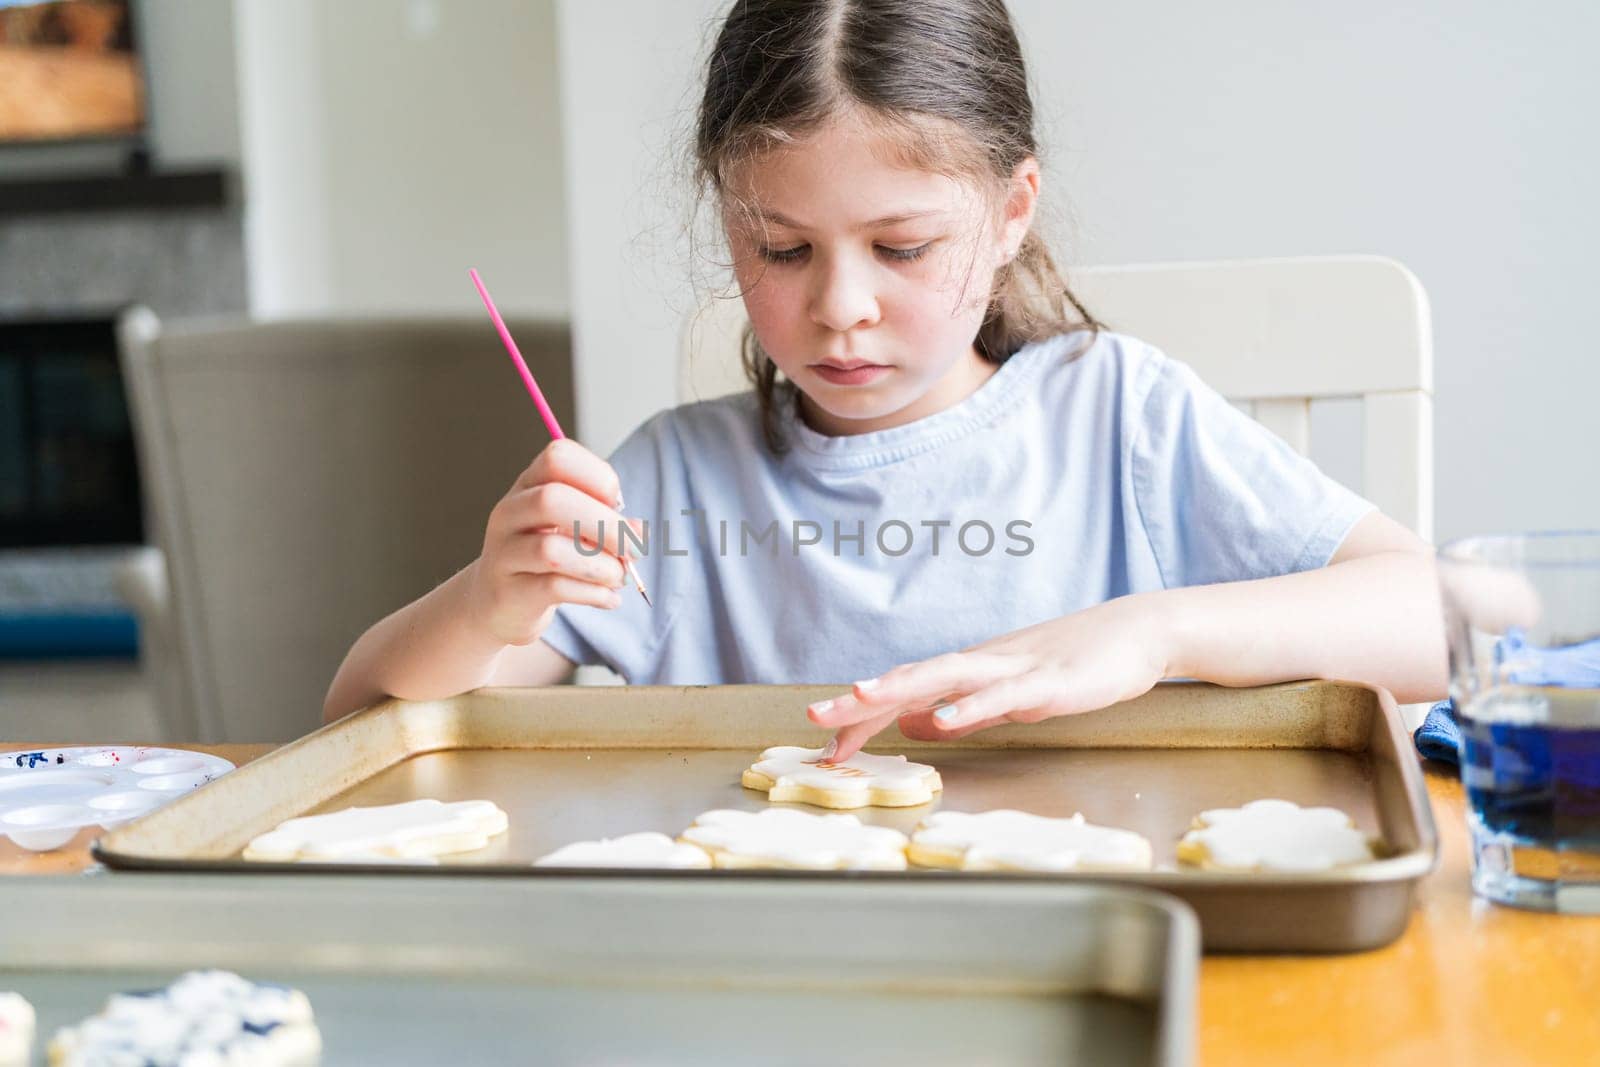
<box><xmin>470</xmin><ymin>268</ymin><xmax>651</xmax><ymax>607</ymax></box>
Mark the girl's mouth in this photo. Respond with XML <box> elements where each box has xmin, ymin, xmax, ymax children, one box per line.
<box><xmin>811</xmin><ymin>362</ymin><xmax>891</xmax><ymax>386</ymax></box>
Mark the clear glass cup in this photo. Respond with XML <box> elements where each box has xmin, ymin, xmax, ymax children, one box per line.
<box><xmin>1437</xmin><ymin>531</ymin><xmax>1600</xmax><ymax>913</ymax></box>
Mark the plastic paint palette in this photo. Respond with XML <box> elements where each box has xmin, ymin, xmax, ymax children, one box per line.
<box><xmin>0</xmin><ymin>747</ymin><xmax>235</xmax><ymax>852</ymax></box>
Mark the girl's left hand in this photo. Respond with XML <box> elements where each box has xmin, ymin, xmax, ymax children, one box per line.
<box><xmin>808</xmin><ymin>594</ymin><xmax>1174</xmax><ymax>761</ymax></box>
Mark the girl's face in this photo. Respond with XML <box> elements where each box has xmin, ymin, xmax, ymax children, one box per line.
<box><xmin>724</xmin><ymin>114</ymin><xmax>1037</xmax><ymax>436</ymax></box>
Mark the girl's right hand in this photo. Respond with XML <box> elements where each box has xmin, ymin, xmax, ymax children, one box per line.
<box><xmin>465</xmin><ymin>438</ymin><xmax>638</xmax><ymax>646</ymax></box>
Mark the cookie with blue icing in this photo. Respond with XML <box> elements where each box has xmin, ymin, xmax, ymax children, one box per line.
<box><xmin>0</xmin><ymin>992</ymin><xmax>34</xmax><ymax>1067</ymax></box>
<box><xmin>48</xmin><ymin>970</ymin><xmax>320</xmax><ymax>1066</ymax></box>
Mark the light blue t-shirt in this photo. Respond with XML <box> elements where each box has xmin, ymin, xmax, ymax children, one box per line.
<box><xmin>541</xmin><ymin>331</ymin><xmax>1372</xmax><ymax>684</ymax></box>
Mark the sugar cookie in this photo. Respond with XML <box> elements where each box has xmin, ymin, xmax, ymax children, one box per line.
<box><xmin>1</xmin><ymin>992</ymin><xmax>33</xmax><ymax>1067</ymax></box>
<box><xmin>1176</xmin><ymin>798</ymin><xmax>1375</xmax><ymax>872</ymax></box>
<box><xmin>47</xmin><ymin>970</ymin><xmax>319</xmax><ymax>1067</ymax></box>
<box><xmin>741</xmin><ymin>746</ymin><xmax>942</xmax><ymax>809</ymax></box>
<box><xmin>535</xmin><ymin>832</ymin><xmax>711</xmax><ymax>869</ymax></box>
<box><xmin>680</xmin><ymin>808</ymin><xmax>909</xmax><ymax>869</ymax></box>
<box><xmin>908</xmin><ymin>810</ymin><xmax>1155</xmax><ymax>872</ymax></box>
<box><xmin>242</xmin><ymin>798</ymin><xmax>508</xmax><ymax>861</ymax></box>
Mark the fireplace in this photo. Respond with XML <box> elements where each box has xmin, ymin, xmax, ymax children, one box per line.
<box><xmin>1</xmin><ymin>312</ymin><xmax>144</xmax><ymax>548</ymax></box>
<box><xmin>0</xmin><ymin>311</ymin><xmax>146</xmax><ymax>657</ymax></box>
<box><xmin>0</xmin><ymin>176</ymin><xmax>245</xmax><ymax>659</ymax></box>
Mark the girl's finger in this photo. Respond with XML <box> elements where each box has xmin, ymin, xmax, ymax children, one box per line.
<box><xmin>510</xmin><ymin>482</ymin><xmax>640</xmax><ymax>559</ymax></box>
<box><xmin>521</xmin><ymin>572</ymin><xmax>623</xmax><ymax>612</ymax></box>
<box><xmin>850</xmin><ymin>652</ymin><xmax>1005</xmax><ymax>710</ymax></box>
<box><xmin>812</xmin><ymin>687</ymin><xmax>960</xmax><ymax>729</ymax></box>
<box><xmin>830</xmin><ymin>705</ymin><xmax>904</xmax><ymax>762</ymax></box>
<box><xmin>917</xmin><ymin>675</ymin><xmax>1049</xmax><ymax>735</ymax></box>
<box><xmin>897</xmin><ymin>707</ymin><xmax>1012</xmax><ymax>743</ymax></box>
<box><xmin>518</xmin><ymin>438</ymin><xmax>623</xmax><ymax>506</ymax></box>
<box><xmin>806</xmin><ymin>690</ymin><xmax>876</xmax><ymax>728</ymax></box>
<box><xmin>504</xmin><ymin>530</ymin><xmax>626</xmax><ymax>588</ymax></box>
<box><xmin>486</xmin><ymin>574</ymin><xmax>621</xmax><ymax>644</ymax></box>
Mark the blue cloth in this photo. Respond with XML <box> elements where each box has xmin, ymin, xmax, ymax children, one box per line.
<box><xmin>1414</xmin><ymin>700</ymin><xmax>1463</xmax><ymax>764</ymax></box>
<box><xmin>0</xmin><ymin>610</ymin><xmax>139</xmax><ymax>659</ymax></box>
<box><xmin>539</xmin><ymin>330</ymin><xmax>1373</xmax><ymax>685</ymax></box>
<box><xmin>1414</xmin><ymin>629</ymin><xmax>1600</xmax><ymax>765</ymax></box>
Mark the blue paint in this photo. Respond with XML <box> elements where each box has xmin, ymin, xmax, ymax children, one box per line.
<box><xmin>1462</xmin><ymin>706</ymin><xmax>1600</xmax><ymax>843</ymax></box>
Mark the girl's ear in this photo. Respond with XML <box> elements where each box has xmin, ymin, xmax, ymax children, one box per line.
<box><xmin>999</xmin><ymin>156</ymin><xmax>1041</xmax><ymax>263</ymax></box>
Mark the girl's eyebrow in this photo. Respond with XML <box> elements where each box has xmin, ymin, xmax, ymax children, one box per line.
<box><xmin>754</xmin><ymin>208</ymin><xmax>942</xmax><ymax>231</ymax></box>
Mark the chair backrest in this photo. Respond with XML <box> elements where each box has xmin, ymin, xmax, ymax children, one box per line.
<box><xmin>118</xmin><ymin>310</ymin><xmax>574</xmax><ymax>742</ymax></box>
<box><xmin>678</xmin><ymin>255</ymin><xmax>1433</xmax><ymax>540</ymax></box>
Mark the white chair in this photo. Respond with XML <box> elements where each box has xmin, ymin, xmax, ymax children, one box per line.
<box><xmin>678</xmin><ymin>254</ymin><xmax>1434</xmax><ymax>541</ymax></box>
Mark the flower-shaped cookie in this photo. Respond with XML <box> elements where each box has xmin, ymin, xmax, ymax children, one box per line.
<box><xmin>908</xmin><ymin>810</ymin><xmax>1154</xmax><ymax>872</ymax></box>
<box><xmin>48</xmin><ymin>970</ymin><xmax>319</xmax><ymax>1067</ymax></box>
<box><xmin>535</xmin><ymin>832</ymin><xmax>711</xmax><ymax>869</ymax></box>
<box><xmin>1176</xmin><ymin>798</ymin><xmax>1375</xmax><ymax>872</ymax></box>
<box><xmin>242</xmin><ymin>798</ymin><xmax>508</xmax><ymax>861</ymax></box>
<box><xmin>741</xmin><ymin>746</ymin><xmax>942</xmax><ymax>809</ymax></box>
<box><xmin>679</xmin><ymin>808</ymin><xmax>909</xmax><ymax>869</ymax></box>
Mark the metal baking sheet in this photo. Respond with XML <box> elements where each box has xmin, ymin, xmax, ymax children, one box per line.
<box><xmin>0</xmin><ymin>875</ymin><xmax>1196</xmax><ymax>1067</ymax></box>
<box><xmin>95</xmin><ymin>680</ymin><xmax>1437</xmax><ymax>952</ymax></box>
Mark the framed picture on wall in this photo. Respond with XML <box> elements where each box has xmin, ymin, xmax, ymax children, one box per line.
<box><xmin>0</xmin><ymin>0</ymin><xmax>146</xmax><ymax>145</ymax></box>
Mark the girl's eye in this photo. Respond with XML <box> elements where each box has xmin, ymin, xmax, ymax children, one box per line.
<box><xmin>878</xmin><ymin>242</ymin><xmax>932</xmax><ymax>262</ymax></box>
<box><xmin>760</xmin><ymin>245</ymin><xmax>808</xmax><ymax>264</ymax></box>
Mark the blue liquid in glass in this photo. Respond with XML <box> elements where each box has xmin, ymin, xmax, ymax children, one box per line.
<box><xmin>1459</xmin><ymin>687</ymin><xmax>1600</xmax><ymax>912</ymax></box>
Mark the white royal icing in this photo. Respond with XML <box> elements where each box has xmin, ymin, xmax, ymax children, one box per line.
<box><xmin>1181</xmin><ymin>798</ymin><xmax>1375</xmax><ymax>871</ymax></box>
<box><xmin>243</xmin><ymin>798</ymin><xmax>508</xmax><ymax>861</ymax></box>
<box><xmin>680</xmin><ymin>808</ymin><xmax>909</xmax><ymax>869</ymax></box>
<box><xmin>0</xmin><ymin>992</ymin><xmax>34</xmax><ymax>1067</ymax></box>
<box><xmin>535</xmin><ymin>832</ymin><xmax>711</xmax><ymax>869</ymax></box>
<box><xmin>48</xmin><ymin>970</ymin><xmax>320</xmax><ymax>1067</ymax></box>
<box><xmin>744</xmin><ymin>746</ymin><xmax>941</xmax><ymax>807</ymax></box>
<box><xmin>910</xmin><ymin>810</ymin><xmax>1155</xmax><ymax>872</ymax></box>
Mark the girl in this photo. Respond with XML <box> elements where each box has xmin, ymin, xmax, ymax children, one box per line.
<box><xmin>325</xmin><ymin>0</ymin><xmax>1446</xmax><ymax>759</ymax></box>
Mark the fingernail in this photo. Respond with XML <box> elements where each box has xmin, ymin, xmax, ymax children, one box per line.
<box><xmin>615</xmin><ymin>490</ymin><xmax>626</xmax><ymax>509</ymax></box>
<box><xmin>810</xmin><ymin>699</ymin><xmax>834</xmax><ymax>714</ymax></box>
<box><xmin>854</xmin><ymin>677</ymin><xmax>879</xmax><ymax>693</ymax></box>
<box><xmin>934</xmin><ymin>705</ymin><xmax>960</xmax><ymax>722</ymax></box>
<box><xmin>606</xmin><ymin>591</ymin><xmax>622</xmax><ymax>608</ymax></box>
<box><xmin>819</xmin><ymin>739</ymin><xmax>838</xmax><ymax>761</ymax></box>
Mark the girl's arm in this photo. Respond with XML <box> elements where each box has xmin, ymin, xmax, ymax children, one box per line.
<box><xmin>322</xmin><ymin>440</ymin><xmax>634</xmax><ymax>724</ymax></box>
<box><xmin>1159</xmin><ymin>510</ymin><xmax>1445</xmax><ymax>696</ymax></box>
<box><xmin>321</xmin><ymin>563</ymin><xmax>578</xmax><ymax>724</ymax></box>
<box><xmin>810</xmin><ymin>511</ymin><xmax>1448</xmax><ymax>759</ymax></box>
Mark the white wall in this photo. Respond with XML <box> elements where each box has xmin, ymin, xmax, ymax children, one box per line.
<box><xmin>235</xmin><ymin>0</ymin><xmax>569</xmax><ymax>320</ymax></box>
<box><xmin>1014</xmin><ymin>0</ymin><xmax>1600</xmax><ymax>541</ymax></box>
<box><xmin>556</xmin><ymin>0</ymin><xmax>725</xmax><ymax>448</ymax></box>
<box><xmin>557</xmin><ymin>1</ymin><xmax>1600</xmax><ymax>541</ymax></box>
<box><xmin>139</xmin><ymin>0</ymin><xmax>241</xmax><ymax>166</ymax></box>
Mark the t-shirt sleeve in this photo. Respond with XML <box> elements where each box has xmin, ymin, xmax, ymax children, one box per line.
<box><xmin>1129</xmin><ymin>351</ymin><xmax>1375</xmax><ymax>588</ymax></box>
<box><xmin>538</xmin><ymin>412</ymin><xmax>681</xmax><ymax>679</ymax></box>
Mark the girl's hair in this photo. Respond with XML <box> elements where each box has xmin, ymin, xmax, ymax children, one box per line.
<box><xmin>694</xmin><ymin>0</ymin><xmax>1100</xmax><ymax>450</ymax></box>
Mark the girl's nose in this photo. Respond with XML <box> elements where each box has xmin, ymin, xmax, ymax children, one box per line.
<box><xmin>808</xmin><ymin>256</ymin><xmax>881</xmax><ymax>333</ymax></box>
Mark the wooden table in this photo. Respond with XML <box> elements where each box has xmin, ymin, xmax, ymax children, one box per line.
<box><xmin>3</xmin><ymin>745</ymin><xmax>1598</xmax><ymax>1065</ymax></box>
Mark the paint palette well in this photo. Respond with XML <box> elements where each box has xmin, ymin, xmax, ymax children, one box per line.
<box><xmin>0</xmin><ymin>747</ymin><xmax>234</xmax><ymax>852</ymax></box>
